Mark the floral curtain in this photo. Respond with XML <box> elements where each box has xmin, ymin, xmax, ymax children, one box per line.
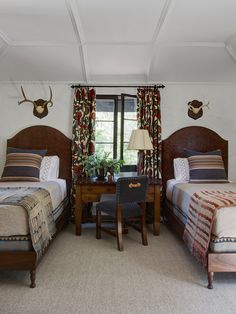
<box><xmin>71</xmin><ymin>87</ymin><xmax>96</xmax><ymax>201</ymax></box>
<box><xmin>137</xmin><ymin>86</ymin><xmax>161</xmax><ymax>178</ymax></box>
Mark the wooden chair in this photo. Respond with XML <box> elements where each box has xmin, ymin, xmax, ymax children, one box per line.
<box><xmin>96</xmin><ymin>176</ymin><xmax>148</xmax><ymax>251</ymax></box>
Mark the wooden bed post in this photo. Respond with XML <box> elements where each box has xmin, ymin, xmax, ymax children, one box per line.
<box><xmin>30</xmin><ymin>269</ymin><xmax>36</xmax><ymax>288</ymax></box>
<box><xmin>207</xmin><ymin>271</ymin><xmax>214</xmax><ymax>289</ymax></box>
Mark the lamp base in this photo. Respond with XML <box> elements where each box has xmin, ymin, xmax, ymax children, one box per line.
<box><xmin>137</xmin><ymin>151</ymin><xmax>144</xmax><ymax>176</ymax></box>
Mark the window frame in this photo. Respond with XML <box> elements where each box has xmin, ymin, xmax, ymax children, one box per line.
<box><xmin>96</xmin><ymin>94</ymin><xmax>137</xmax><ymax>169</ymax></box>
<box><xmin>96</xmin><ymin>95</ymin><xmax>118</xmax><ymax>159</ymax></box>
<box><xmin>120</xmin><ymin>93</ymin><xmax>137</xmax><ymax>162</ymax></box>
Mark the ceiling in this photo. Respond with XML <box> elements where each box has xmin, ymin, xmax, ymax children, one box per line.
<box><xmin>1</xmin><ymin>0</ymin><xmax>236</xmax><ymax>83</ymax></box>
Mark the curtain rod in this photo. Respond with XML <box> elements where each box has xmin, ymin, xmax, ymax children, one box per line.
<box><xmin>71</xmin><ymin>84</ymin><xmax>165</xmax><ymax>89</ymax></box>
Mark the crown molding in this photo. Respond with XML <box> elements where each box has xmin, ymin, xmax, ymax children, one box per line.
<box><xmin>4</xmin><ymin>40</ymin><xmax>226</xmax><ymax>48</ymax></box>
<box><xmin>162</xmin><ymin>81</ymin><xmax>236</xmax><ymax>86</ymax></box>
<box><xmin>0</xmin><ymin>80</ymin><xmax>236</xmax><ymax>86</ymax></box>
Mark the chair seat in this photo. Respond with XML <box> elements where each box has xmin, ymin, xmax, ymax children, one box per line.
<box><xmin>100</xmin><ymin>193</ymin><xmax>116</xmax><ymax>202</ymax></box>
<box><xmin>96</xmin><ymin>200</ymin><xmax>141</xmax><ymax>218</ymax></box>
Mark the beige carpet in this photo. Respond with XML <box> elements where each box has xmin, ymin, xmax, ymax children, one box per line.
<box><xmin>1</xmin><ymin>223</ymin><xmax>236</xmax><ymax>314</ymax></box>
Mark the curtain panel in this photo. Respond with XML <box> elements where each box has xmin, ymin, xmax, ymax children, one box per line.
<box><xmin>137</xmin><ymin>87</ymin><xmax>161</xmax><ymax>178</ymax></box>
<box><xmin>71</xmin><ymin>87</ymin><xmax>96</xmax><ymax>202</ymax></box>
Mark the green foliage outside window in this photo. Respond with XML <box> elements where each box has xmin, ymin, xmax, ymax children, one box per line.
<box><xmin>95</xmin><ymin>96</ymin><xmax>138</xmax><ymax>167</ymax></box>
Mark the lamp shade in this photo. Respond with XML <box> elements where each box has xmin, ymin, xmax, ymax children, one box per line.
<box><xmin>127</xmin><ymin>129</ymin><xmax>153</xmax><ymax>150</ymax></box>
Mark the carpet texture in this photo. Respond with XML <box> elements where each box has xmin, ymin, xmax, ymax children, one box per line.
<box><xmin>1</xmin><ymin>223</ymin><xmax>236</xmax><ymax>314</ymax></box>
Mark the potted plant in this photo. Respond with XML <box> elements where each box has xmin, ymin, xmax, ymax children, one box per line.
<box><xmin>106</xmin><ymin>158</ymin><xmax>124</xmax><ymax>176</ymax></box>
<box><xmin>80</xmin><ymin>152</ymin><xmax>124</xmax><ymax>180</ymax></box>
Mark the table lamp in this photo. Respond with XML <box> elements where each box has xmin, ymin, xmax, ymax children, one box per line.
<box><xmin>127</xmin><ymin>129</ymin><xmax>153</xmax><ymax>175</ymax></box>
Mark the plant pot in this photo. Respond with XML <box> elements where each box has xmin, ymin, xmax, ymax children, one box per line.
<box><xmin>95</xmin><ymin>168</ymin><xmax>107</xmax><ymax>180</ymax></box>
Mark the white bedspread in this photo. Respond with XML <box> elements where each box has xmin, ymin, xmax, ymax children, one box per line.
<box><xmin>166</xmin><ymin>180</ymin><xmax>236</xmax><ymax>238</ymax></box>
<box><xmin>0</xmin><ymin>180</ymin><xmax>67</xmax><ymax>237</ymax></box>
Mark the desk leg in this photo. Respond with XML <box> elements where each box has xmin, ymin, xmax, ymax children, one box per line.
<box><xmin>75</xmin><ymin>185</ymin><xmax>82</xmax><ymax>236</ymax></box>
<box><xmin>153</xmin><ymin>185</ymin><xmax>160</xmax><ymax>235</ymax></box>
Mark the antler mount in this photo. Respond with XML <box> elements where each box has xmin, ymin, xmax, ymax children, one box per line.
<box><xmin>18</xmin><ymin>86</ymin><xmax>53</xmax><ymax>119</ymax></box>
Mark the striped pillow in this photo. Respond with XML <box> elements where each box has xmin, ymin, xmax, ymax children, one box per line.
<box><xmin>1</xmin><ymin>147</ymin><xmax>47</xmax><ymax>182</ymax></box>
<box><xmin>188</xmin><ymin>154</ymin><xmax>228</xmax><ymax>183</ymax></box>
<box><xmin>184</xmin><ymin>149</ymin><xmax>221</xmax><ymax>157</ymax></box>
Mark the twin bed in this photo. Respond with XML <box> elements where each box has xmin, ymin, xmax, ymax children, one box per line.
<box><xmin>0</xmin><ymin>125</ymin><xmax>71</xmax><ymax>288</ymax></box>
<box><xmin>162</xmin><ymin>126</ymin><xmax>236</xmax><ymax>289</ymax></box>
<box><xmin>1</xmin><ymin>124</ymin><xmax>236</xmax><ymax>289</ymax></box>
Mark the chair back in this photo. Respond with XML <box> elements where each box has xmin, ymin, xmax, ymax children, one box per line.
<box><xmin>116</xmin><ymin>176</ymin><xmax>148</xmax><ymax>203</ymax></box>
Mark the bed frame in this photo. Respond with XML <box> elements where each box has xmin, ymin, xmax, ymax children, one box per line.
<box><xmin>162</xmin><ymin>126</ymin><xmax>236</xmax><ymax>289</ymax></box>
<box><xmin>0</xmin><ymin>125</ymin><xmax>72</xmax><ymax>288</ymax></box>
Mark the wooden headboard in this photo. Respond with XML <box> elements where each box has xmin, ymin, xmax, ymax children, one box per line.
<box><xmin>7</xmin><ymin>125</ymin><xmax>72</xmax><ymax>194</ymax></box>
<box><xmin>162</xmin><ymin>126</ymin><xmax>228</xmax><ymax>196</ymax></box>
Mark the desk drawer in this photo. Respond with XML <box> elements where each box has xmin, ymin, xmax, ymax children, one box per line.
<box><xmin>81</xmin><ymin>185</ymin><xmax>116</xmax><ymax>195</ymax></box>
<box><xmin>81</xmin><ymin>194</ymin><xmax>100</xmax><ymax>202</ymax></box>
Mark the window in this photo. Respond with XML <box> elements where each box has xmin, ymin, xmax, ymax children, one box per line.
<box><xmin>95</xmin><ymin>94</ymin><xmax>138</xmax><ymax>169</ymax></box>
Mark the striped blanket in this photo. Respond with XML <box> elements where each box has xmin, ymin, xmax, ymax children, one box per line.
<box><xmin>0</xmin><ymin>187</ymin><xmax>56</xmax><ymax>257</ymax></box>
<box><xmin>183</xmin><ymin>190</ymin><xmax>236</xmax><ymax>266</ymax></box>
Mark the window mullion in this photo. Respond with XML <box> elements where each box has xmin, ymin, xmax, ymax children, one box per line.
<box><xmin>113</xmin><ymin>96</ymin><xmax>118</xmax><ymax>159</ymax></box>
<box><xmin>120</xmin><ymin>94</ymin><xmax>125</xmax><ymax>160</ymax></box>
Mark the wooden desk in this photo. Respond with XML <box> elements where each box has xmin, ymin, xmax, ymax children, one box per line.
<box><xmin>75</xmin><ymin>177</ymin><xmax>161</xmax><ymax>236</ymax></box>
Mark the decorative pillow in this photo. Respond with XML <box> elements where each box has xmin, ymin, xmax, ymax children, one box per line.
<box><xmin>173</xmin><ymin>158</ymin><xmax>189</xmax><ymax>181</ymax></box>
<box><xmin>1</xmin><ymin>147</ymin><xmax>47</xmax><ymax>182</ymax></box>
<box><xmin>187</xmin><ymin>154</ymin><xmax>228</xmax><ymax>183</ymax></box>
<box><xmin>40</xmin><ymin>156</ymin><xmax>60</xmax><ymax>181</ymax></box>
<box><xmin>184</xmin><ymin>149</ymin><xmax>222</xmax><ymax>157</ymax></box>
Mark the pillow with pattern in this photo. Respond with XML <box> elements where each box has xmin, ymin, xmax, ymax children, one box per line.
<box><xmin>187</xmin><ymin>150</ymin><xmax>228</xmax><ymax>183</ymax></box>
<box><xmin>1</xmin><ymin>147</ymin><xmax>47</xmax><ymax>182</ymax></box>
<box><xmin>40</xmin><ymin>156</ymin><xmax>60</xmax><ymax>181</ymax></box>
<box><xmin>173</xmin><ymin>158</ymin><xmax>189</xmax><ymax>181</ymax></box>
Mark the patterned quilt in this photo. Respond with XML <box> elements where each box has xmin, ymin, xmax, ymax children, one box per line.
<box><xmin>183</xmin><ymin>190</ymin><xmax>236</xmax><ymax>266</ymax></box>
<box><xmin>0</xmin><ymin>187</ymin><xmax>56</xmax><ymax>257</ymax></box>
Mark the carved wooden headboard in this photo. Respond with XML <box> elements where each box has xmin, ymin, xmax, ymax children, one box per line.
<box><xmin>7</xmin><ymin>125</ymin><xmax>72</xmax><ymax>195</ymax></box>
<box><xmin>161</xmin><ymin>126</ymin><xmax>228</xmax><ymax>196</ymax></box>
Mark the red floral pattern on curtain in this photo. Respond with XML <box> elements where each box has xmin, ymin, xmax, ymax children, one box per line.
<box><xmin>71</xmin><ymin>87</ymin><xmax>96</xmax><ymax>201</ymax></box>
<box><xmin>137</xmin><ymin>86</ymin><xmax>161</xmax><ymax>178</ymax></box>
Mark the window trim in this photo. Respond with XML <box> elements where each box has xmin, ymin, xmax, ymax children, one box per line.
<box><xmin>96</xmin><ymin>95</ymin><xmax>118</xmax><ymax>159</ymax></box>
<box><xmin>96</xmin><ymin>94</ymin><xmax>137</xmax><ymax>169</ymax></box>
<box><xmin>121</xmin><ymin>93</ymin><xmax>137</xmax><ymax>162</ymax></box>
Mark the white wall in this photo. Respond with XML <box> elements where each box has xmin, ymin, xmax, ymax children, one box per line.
<box><xmin>1</xmin><ymin>83</ymin><xmax>236</xmax><ymax>180</ymax></box>
<box><xmin>0</xmin><ymin>83</ymin><xmax>73</xmax><ymax>175</ymax></box>
<box><xmin>161</xmin><ymin>84</ymin><xmax>236</xmax><ymax>180</ymax></box>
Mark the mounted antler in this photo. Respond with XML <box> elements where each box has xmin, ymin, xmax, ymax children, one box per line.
<box><xmin>187</xmin><ymin>99</ymin><xmax>209</xmax><ymax>120</ymax></box>
<box><xmin>18</xmin><ymin>86</ymin><xmax>53</xmax><ymax>119</ymax></box>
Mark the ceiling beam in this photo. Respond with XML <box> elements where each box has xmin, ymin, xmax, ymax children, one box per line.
<box><xmin>10</xmin><ymin>41</ymin><xmax>78</xmax><ymax>47</ymax></box>
<box><xmin>85</xmin><ymin>41</ymin><xmax>151</xmax><ymax>46</ymax></box>
<box><xmin>0</xmin><ymin>30</ymin><xmax>10</xmax><ymax>58</ymax></box>
<box><xmin>159</xmin><ymin>41</ymin><xmax>225</xmax><ymax>48</ymax></box>
<box><xmin>225</xmin><ymin>34</ymin><xmax>236</xmax><ymax>64</ymax></box>
<box><xmin>146</xmin><ymin>0</ymin><xmax>174</xmax><ymax>79</ymax></box>
<box><xmin>0</xmin><ymin>30</ymin><xmax>11</xmax><ymax>45</ymax></box>
<box><xmin>0</xmin><ymin>42</ymin><xmax>9</xmax><ymax>59</ymax></box>
<box><xmin>65</xmin><ymin>0</ymin><xmax>89</xmax><ymax>82</ymax></box>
